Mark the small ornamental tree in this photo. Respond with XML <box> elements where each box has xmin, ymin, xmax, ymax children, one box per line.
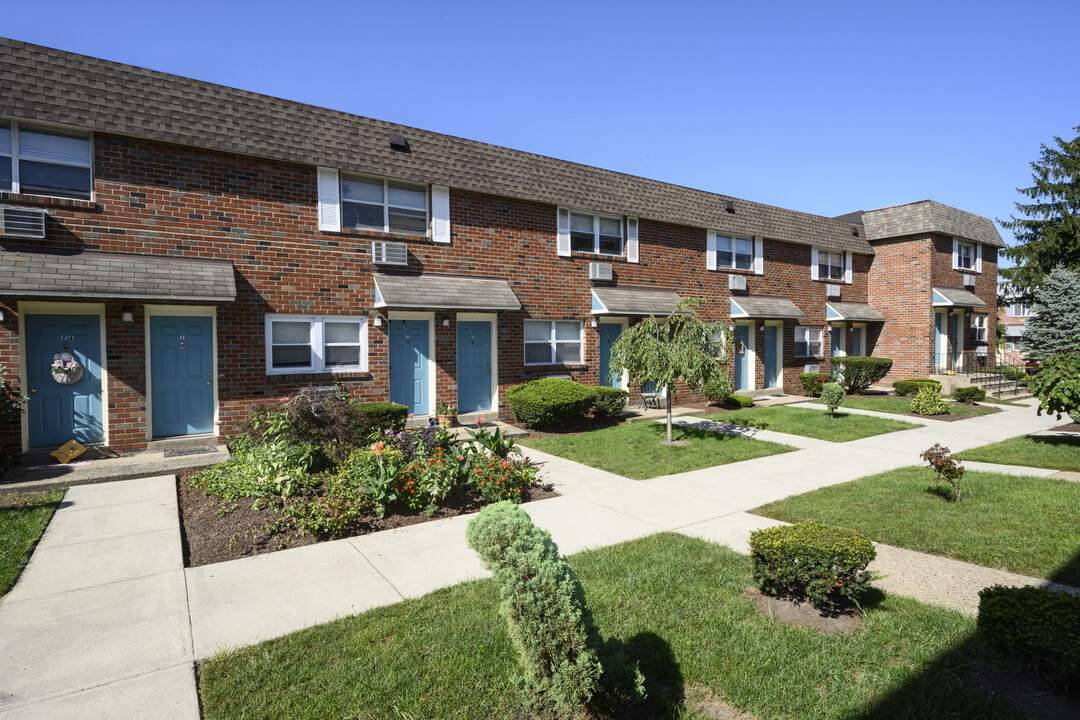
<box><xmin>920</xmin><ymin>443</ymin><xmax>965</xmax><ymax>502</ymax></box>
<box><xmin>607</xmin><ymin>298</ymin><xmax>733</xmax><ymax>443</ymax></box>
<box><xmin>1021</xmin><ymin>266</ymin><xmax>1080</xmax><ymax>360</ymax></box>
<box><xmin>1028</xmin><ymin>352</ymin><xmax>1080</xmax><ymax>423</ymax></box>
<box><xmin>820</xmin><ymin>382</ymin><xmax>846</xmax><ymax>417</ymax></box>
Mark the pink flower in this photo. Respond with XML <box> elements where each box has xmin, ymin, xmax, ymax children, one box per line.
<box><xmin>477</xmin><ymin>416</ymin><xmax>485</xmax><ymax>426</ymax></box>
<box><xmin>408</xmin><ymin>413</ymin><xmax>414</xmax><ymax>418</ymax></box>
<box><xmin>280</xmin><ymin>396</ymin><xmax>289</xmax><ymax>403</ymax></box>
<box><xmin>457</xmin><ymin>455</ymin><xmax>464</xmax><ymax>461</ymax></box>
<box><xmin>214</xmin><ymin>421</ymin><xmax>221</xmax><ymax>426</ymax></box>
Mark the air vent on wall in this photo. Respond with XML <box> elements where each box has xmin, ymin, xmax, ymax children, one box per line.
<box><xmin>372</xmin><ymin>241</ymin><xmax>408</xmax><ymax>266</ymax></box>
<box><xmin>0</xmin><ymin>206</ymin><xmax>47</xmax><ymax>239</ymax></box>
<box><xmin>963</xmin><ymin>274</ymin><xmax>976</xmax><ymax>287</ymax></box>
<box><xmin>728</xmin><ymin>275</ymin><xmax>747</xmax><ymax>291</ymax></box>
<box><xmin>826</xmin><ymin>284</ymin><xmax>841</xmax><ymax>298</ymax></box>
<box><xmin>588</xmin><ymin>262</ymin><xmax>613</xmax><ymax>281</ymax></box>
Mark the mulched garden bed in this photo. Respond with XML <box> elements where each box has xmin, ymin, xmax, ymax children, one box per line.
<box><xmin>177</xmin><ymin>469</ymin><xmax>558</xmax><ymax>568</ymax></box>
<box><xmin>1051</xmin><ymin>422</ymin><xmax>1080</xmax><ymax>433</ymax></box>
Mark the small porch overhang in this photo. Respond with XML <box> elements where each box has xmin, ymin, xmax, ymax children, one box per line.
<box><xmin>729</xmin><ymin>294</ymin><xmax>805</xmax><ymax>320</ymax></box>
<box><xmin>0</xmin><ymin>249</ymin><xmax>236</xmax><ymax>301</ymax></box>
<box><xmin>591</xmin><ymin>286</ymin><xmax>682</xmax><ymax>316</ymax></box>
<box><xmin>825</xmin><ymin>301</ymin><xmax>886</xmax><ymax>322</ymax></box>
<box><xmin>932</xmin><ymin>285</ymin><xmax>986</xmax><ymax>308</ymax></box>
<box><xmin>372</xmin><ymin>272</ymin><xmax>521</xmax><ymax>310</ymax></box>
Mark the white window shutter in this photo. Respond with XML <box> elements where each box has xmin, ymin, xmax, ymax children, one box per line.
<box><xmin>317</xmin><ymin>167</ymin><xmax>341</xmax><ymax>232</ymax></box>
<box><xmin>844</xmin><ymin>251</ymin><xmax>852</xmax><ymax>284</ymax></box>
<box><xmin>754</xmin><ymin>236</ymin><xmax>764</xmax><ymax>275</ymax></box>
<box><xmin>810</xmin><ymin>247</ymin><xmax>819</xmax><ymax>280</ymax></box>
<box><xmin>626</xmin><ymin>217</ymin><xmax>639</xmax><ymax>263</ymax></box>
<box><xmin>975</xmin><ymin>243</ymin><xmax>983</xmax><ymax>273</ymax></box>
<box><xmin>952</xmin><ymin>238</ymin><xmax>959</xmax><ymax>269</ymax></box>
<box><xmin>431</xmin><ymin>185</ymin><xmax>451</xmax><ymax>243</ymax></box>
<box><xmin>707</xmin><ymin>231</ymin><xmax>717</xmax><ymax>271</ymax></box>
<box><xmin>557</xmin><ymin>208</ymin><xmax>571</xmax><ymax>257</ymax></box>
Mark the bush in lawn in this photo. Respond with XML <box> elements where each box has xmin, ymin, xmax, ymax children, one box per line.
<box><xmin>505</xmin><ymin>379</ymin><xmax>596</xmax><ymax>428</ymax></box>
<box><xmin>590</xmin><ymin>386</ymin><xmax>628</xmax><ymax>419</ymax></box>
<box><xmin>892</xmin><ymin>379</ymin><xmax>942</xmax><ymax>396</ymax></box>
<box><xmin>951</xmin><ymin>385</ymin><xmax>987</xmax><ymax>403</ymax></box>
<box><xmin>910</xmin><ymin>385</ymin><xmax>950</xmax><ymax>415</ymax></box>
<box><xmin>799</xmin><ymin>372</ymin><xmax>834</xmax><ymax>397</ymax></box>
<box><xmin>352</xmin><ymin>401</ymin><xmax>409</xmax><ymax>439</ymax></box>
<box><xmin>978</xmin><ymin>585</ymin><xmax>1080</xmax><ymax>695</ymax></box>
<box><xmin>820</xmin><ymin>382</ymin><xmax>846</xmax><ymax>417</ymax></box>
<box><xmin>724</xmin><ymin>393</ymin><xmax>754</xmax><ymax>408</ymax></box>
<box><xmin>830</xmin><ymin>356</ymin><xmax>893</xmax><ymax>394</ymax></box>
<box><xmin>749</xmin><ymin>522</ymin><xmax>877</xmax><ymax>612</ymax></box>
<box><xmin>702</xmin><ymin>374</ymin><xmax>732</xmax><ymax>403</ymax></box>
<box><xmin>919</xmin><ymin>443</ymin><xmax>965</xmax><ymax>501</ymax></box>
<box><xmin>0</xmin><ymin>363</ymin><xmax>26</xmax><ymax>476</ymax></box>
<box><xmin>1028</xmin><ymin>352</ymin><xmax>1080</xmax><ymax>423</ymax></box>
<box><xmin>466</xmin><ymin>502</ymin><xmax>644</xmax><ymax>718</ymax></box>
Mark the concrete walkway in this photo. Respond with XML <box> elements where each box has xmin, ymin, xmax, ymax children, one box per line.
<box><xmin>1</xmin><ymin>400</ymin><xmax>1074</xmax><ymax>718</ymax></box>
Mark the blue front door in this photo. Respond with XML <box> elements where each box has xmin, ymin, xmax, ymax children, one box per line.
<box><xmin>25</xmin><ymin>313</ymin><xmax>104</xmax><ymax>448</ymax></box>
<box><xmin>830</xmin><ymin>324</ymin><xmax>844</xmax><ymax>376</ymax></box>
<box><xmin>389</xmin><ymin>320</ymin><xmax>429</xmax><ymax>415</ymax></box>
<box><xmin>151</xmin><ymin>316</ymin><xmax>214</xmax><ymax>437</ymax></box>
<box><xmin>733</xmin><ymin>325</ymin><xmax>750</xmax><ymax>390</ymax></box>
<box><xmin>457</xmin><ymin>321</ymin><xmax>491</xmax><ymax>413</ymax></box>
<box><xmin>763</xmin><ymin>325</ymin><xmax>778</xmax><ymax>388</ymax></box>
<box><xmin>851</xmin><ymin>327</ymin><xmax>863</xmax><ymax>357</ymax></box>
<box><xmin>598</xmin><ymin>323</ymin><xmax>624</xmax><ymax>389</ymax></box>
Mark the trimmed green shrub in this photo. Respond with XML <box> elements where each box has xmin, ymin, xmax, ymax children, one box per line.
<box><xmin>504</xmin><ymin>379</ymin><xmax>595</xmax><ymax>427</ymax></box>
<box><xmin>354</xmin><ymin>401</ymin><xmax>409</xmax><ymax>439</ymax></box>
<box><xmin>749</xmin><ymin>522</ymin><xmax>877</xmax><ymax>612</ymax></box>
<box><xmin>590</xmin><ymin>386</ymin><xmax>629</xmax><ymax>419</ymax></box>
<box><xmin>892</xmin><ymin>379</ymin><xmax>941</xmax><ymax>396</ymax></box>
<box><xmin>799</xmin><ymin>372</ymin><xmax>834</xmax><ymax>397</ymax></box>
<box><xmin>702</xmin><ymin>374</ymin><xmax>732</xmax><ymax>403</ymax></box>
<box><xmin>951</xmin><ymin>385</ymin><xmax>987</xmax><ymax>403</ymax></box>
<box><xmin>910</xmin><ymin>385</ymin><xmax>950</xmax><ymax>415</ymax></box>
<box><xmin>724</xmin><ymin>393</ymin><xmax>754</xmax><ymax>408</ymax></box>
<box><xmin>466</xmin><ymin>502</ymin><xmax>644</xmax><ymax>718</ymax></box>
<box><xmin>831</xmin><ymin>356</ymin><xmax>893</xmax><ymax>394</ymax></box>
<box><xmin>978</xmin><ymin>585</ymin><xmax>1080</xmax><ymax>694</ymax></box>
<box><xmin>820</xmin><ymin>382</ymin><xmax>846</xmax><ymax>416</ymax></box>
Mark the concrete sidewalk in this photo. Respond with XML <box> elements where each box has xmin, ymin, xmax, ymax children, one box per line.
<box><xmin>0</xmin><ymin>399</ymin><xmax>1071</xmax><ymax>717</ymax></box>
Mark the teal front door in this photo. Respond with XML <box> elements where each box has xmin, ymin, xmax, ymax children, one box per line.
<box><xmin>763</xmin><ymin>325</ymin><xmax>778</xmax><ymax>388</ymax></box>
<box><xmin>851</xmin><ymin>327</ymin><xmax>863</xmax><ymax>357</ymax></box>
<box><xmin>457</xmin><ymin>321</ymin><xmax>491</xmax><ymax>413</ymax></box>
<box><xmin>150</xmin><ymin>316</ymin><xmax>214</xmax><ymax>437</ymax></box>
<box><xmin>598</xmin><ymin>323</ymin><xmax>624</xmax><ymax>389</ymax></box>
<box><xmin>25</xmin><ymin>313</ymin><xmax>104</xmax><ymax>448</ymax></box>
<box><xmin>831</xmin><ymin>325</ymin><xmax>844</xmax><ymax>376</ymax></box>
<box><xmin>389</xmin><ymin>320</ymin><xmax>429</xmax><ymax>415</ymax></box>
<box><xmin>733</xmin><ymin>325</ymin><xmax>750</xmax><ymax>390</ymax></box>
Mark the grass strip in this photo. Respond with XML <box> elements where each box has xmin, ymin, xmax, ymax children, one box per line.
<box><xmin>699</xmin><ymin>406</ymin><xmax>917</xmax><ymax>442</ymax></box>
<box><xmin>958</xmin><ymin>434</ymin><xmax>1080</xmax><ymax>473</ymax></box>
<box><xmin>0</xmin><ymin>489</ymin><xmax>65</xmax><ymax>595</ymax></box>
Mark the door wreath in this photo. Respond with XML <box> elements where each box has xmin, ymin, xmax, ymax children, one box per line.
<box><xmin>51</xmin><ymin>350</ymin><xmax>83</xmax><ymax>385</ymax></box>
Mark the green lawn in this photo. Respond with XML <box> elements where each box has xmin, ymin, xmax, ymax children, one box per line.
<box><xmin>519</xmin><ymin>421</ymin><xmax>794</xmax><ymax>479</ymax></box>
<box><xmin>754</xmin><ymin>467</ymin><xmax>1080</xmax><ymax>585</ymax></box>
<box><xmin>199</xmin><ymin>533</ymin><xmax>1019</xmax><ymax>720</ymax></box>
<box><xmin>958</xmin><ymin>434</ymin><xmax>1080</xmax><ymax>473</ymax></box>
<box><xmin>700</xmin><ymin>406</ymin><xmax>918</xmax><ymax>442</ymax></box>
<box><xmin>824</xmin><ymin>396</ymin><xmax>997</xmax><ymax>418</ymax></box>
<box><xmin>0</xmin><ymin>489</ymin><xmax>65</xmax><ymax>595</ymax></box>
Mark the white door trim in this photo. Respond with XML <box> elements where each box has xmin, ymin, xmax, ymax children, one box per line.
<box><xmin>852</xmin><ymin>322</ymin><xmax>867</xmax><ymax>356</ymax></box>
<box><xmin>735</xmin><ymin>320</ymin><xmax>756</xmax><ymax>391</ymax></box>
<box><xmin>456</xmin><ymin>312</ymin><xmax>498</xmax><ymax>413</ymax></box>
<box><xmin>144</xmin><ymin>305</ymin><xmax>219</xmax><ymax>441</ymax></box>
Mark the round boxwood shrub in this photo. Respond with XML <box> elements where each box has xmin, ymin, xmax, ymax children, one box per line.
<box><xmin>892</xmin><ymin>379</ymin><xmax>941</xmax><ymax>396</ymax></box>
<box><xmin>724</xmin><ymin>393</ymin><xmax>754</xmax><ymax>408</ymax></box>
<box><xmin>951</xmin><ymin>385</ymin><xmax>987</xmax><ymax>403</ymax></box>
<box><xmin>505</xmin><ymin>379</ymin><xmax>596</xmax><ymax>428</ymax></box>
<box><xmin>749</xmin><ymin>522</ymin><xmax>877</xmax><ymax>612</ymax></box>
<box><xmin>830</xmin><ymin>356</ymin><xmax>893</xmax><ymax>394</ymax></box>
<box><xmin>799</xmin><ymin>372</ymin><xmax>834</xmax><ymax>397</ymax></box>
<box><xmin>591</xmin><ymin>386</ymin><xmax>629</xmax><ymax>419</ymax></box>
<box><xmin>820</xmin><ymin>382</ymin><xmax>846</xmax><ymax>416</ymax></box>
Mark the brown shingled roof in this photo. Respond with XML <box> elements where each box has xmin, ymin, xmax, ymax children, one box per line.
<box><xmin>0</xmin><ymin>38</ymin><xmax>873</xmax><ymax>255</ymax></box>
<box><xmin>861</xmin><ymin>200</ymin><xmax>1005</xmax><ymax>248</ymax></box>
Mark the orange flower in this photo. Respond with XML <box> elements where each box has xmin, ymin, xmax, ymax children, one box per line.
<box><xmin>480</xmin><ymin>481</ymin><xmax>485</xmax><ymax>486</ymax></box>
<box><xmin>372</xmin><ymin>441</ymin><xmax>385</xmax><ymax>456</ymax></box>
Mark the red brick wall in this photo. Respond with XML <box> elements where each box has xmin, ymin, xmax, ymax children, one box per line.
<box><xmin>867</xmin><ymin>236</ymin><xmax>934</xmax><ymax>382</ymax></box>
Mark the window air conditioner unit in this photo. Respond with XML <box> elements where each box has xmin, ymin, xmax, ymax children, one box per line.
<box><xmin>962</xmin><ymin>273</ymin><xmax>976</xmax><ymax>287</ymax></box>
<box><xmin>371</xmin><ymin>241</ymin><xmax>408</xmax><ymax>266</ymax></box>
<box><xmin>728</xmin><ymin>274</ymin><xmax>747</xmax><ymax>291</ymax></box>
<box><xmin>0</xmin><ymin>206</ymin><xmax>47</xmax><ymax>239</ymax></box>
<box><xmin>826</xmin><ymin>284</ymin><xmax>841</xmax><ymax>298</ymax></box>
<box><xmin>588</xmin><ymin>262</ymin><xmax>613</xmax><ymax>281</ymax></box>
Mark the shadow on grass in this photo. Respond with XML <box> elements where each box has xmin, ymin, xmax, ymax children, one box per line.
<box><xmin>1049</xmin><ymin>544</ymin><xmax>1080</xmax><ymax>588</ymax></box>
<box><xmin>598</xmin><ymin>631</ymin><xmax>685</xmax><ymax>717</ymax></box>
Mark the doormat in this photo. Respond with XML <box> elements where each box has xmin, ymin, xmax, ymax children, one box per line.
<box><xmin>26</xmin><ymin>460</ymin><xmax>94</xmax><ymax>471</ymax></box>
<box><xmin>163</xmin><ymin>447</ymin><xmax>219</xmax><ymax>458</ymax></box>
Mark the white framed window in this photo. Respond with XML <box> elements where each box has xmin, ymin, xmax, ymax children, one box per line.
<box><xmin>971</xmin><ymin>314</ymin><xmax>988</xmax><ymax>343</ymax></box>
<box><xmin>341</xmin><ymin>174</ymin><xmax>428</xmax><ymax>235</ymax></box>
<box><xmin>795</xmin><ymin>326</ymin><xmax>822</xmax><ymax>357</ymax></box>
<box><xmin>818</xmin><ymin>250</ymin><xmax>844</xmax><ymax>281</ymax></box>
<box><xmin>0</xmin><ymin>121</ymin><xmax>92</xmax><ymax>199</ymax></box>
<box><xmin>956</xmin><ymin>241</ymin><xmax>975</xmax><ymax>270</ymax></box>
<box><xmin>524</xmin><ymin>319</ymin><xmax>583</xmax><ymax>365</ymax></box>
<box><xmin>1006</xmin><ymin>303</ymin><xmax>1032</xmax><ymax>317</ymax></box>
<box><xmin>265</xmin><ymin>315</ymin><xmax>367</xmax><ymax>374</ymax></box>
<box><xmin>569</xmin><ymin>210</ymin><xmax>623</xmax><ymax>256</ymax></box>
<box><xmin>715</xmin><ymin>234</ymin><xmax>753</xmax><ymax>270</ymax></box>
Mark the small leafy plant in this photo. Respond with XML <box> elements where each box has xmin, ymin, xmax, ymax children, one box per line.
<box><xmin>820</xmin><ymin>382</ymin><xmax>846</xmax><ymax>417</ymax></box>
<box><xmin>464</xmin><ymin>418</ymin><xmax>519</xmax><ymax>458</ymax></box>
<box><xmin>951</xmin><ymin>385</ymin><xmax>987</xmax><ymax>403</ymax></box>
<box><xmin>910</xmin><ymin>385</ymin><xmax>951</xmax><ymax>415</ymax></box>
<box><xmin>920</xmin><ymin>443</ymin><xmax>965</xmax><ymax>501</ymax></box>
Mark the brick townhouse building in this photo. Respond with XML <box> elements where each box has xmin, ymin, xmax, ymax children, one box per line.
<box><xmin>0</xmin><ymin>39</ymin><xmax>1001</xmax><ymax>455</ymax></box>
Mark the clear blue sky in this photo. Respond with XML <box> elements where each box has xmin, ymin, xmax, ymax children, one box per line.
<box><xmin>6</xmin><ymin>1</ymin><xmax>1079</xmax><ymax>267</ymax></box>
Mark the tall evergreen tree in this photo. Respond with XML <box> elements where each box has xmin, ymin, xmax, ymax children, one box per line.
<box><xmin>1022</xmin><ymin>266</ymin><xmax>1080</xmax><ymax>360</ymax></box>
<box><xmin>999</xmin><ymin>126</ymin><xmax>1080</xmax><ymax>301</ymax></box>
